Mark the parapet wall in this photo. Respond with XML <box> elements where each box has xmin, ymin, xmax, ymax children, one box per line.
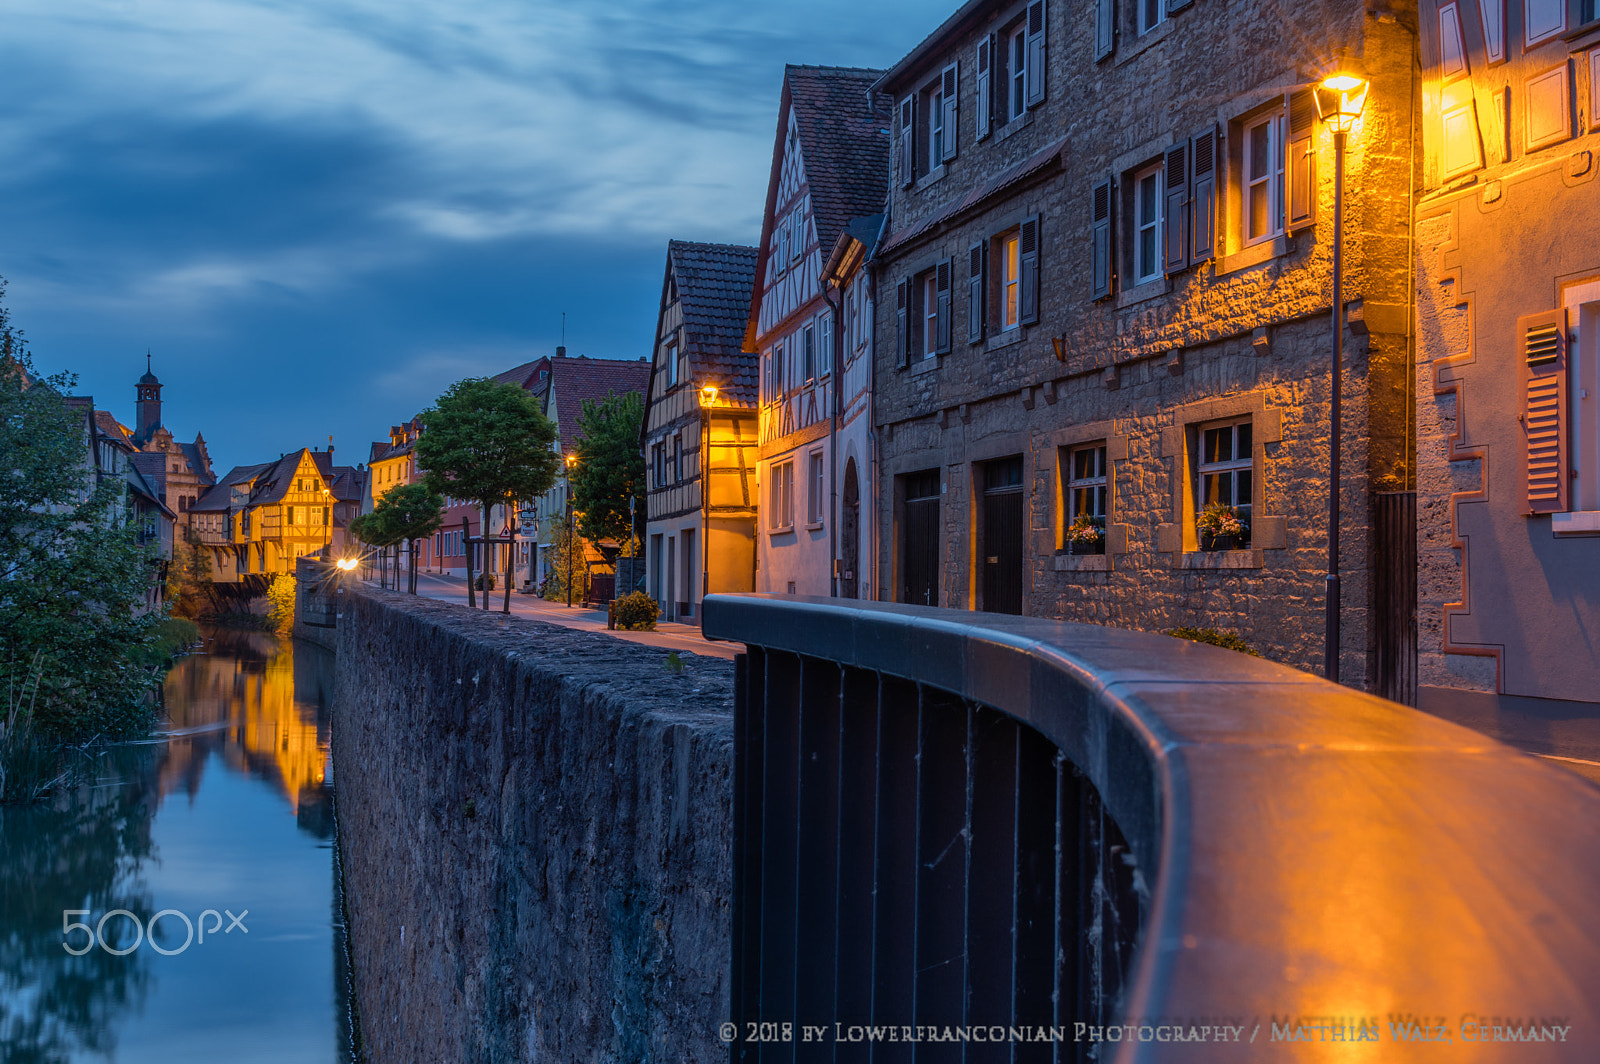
<box><xmin>332</xmin><ymin>589</ymin><xmax>734</xmax><ymax>1063</ymax></box>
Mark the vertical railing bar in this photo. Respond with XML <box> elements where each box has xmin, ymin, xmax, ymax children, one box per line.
<box><xmin>731</xmin><ymin>651</ymin><xmax>748</xmax><ymax>1064</ymax></box>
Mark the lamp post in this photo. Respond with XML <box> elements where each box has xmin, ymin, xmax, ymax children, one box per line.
<box><xmin>564</xmin><ymin>452</ymin><xmax>577</xmax><ymax>608</ymax></box>
<box><xmin>1314</xmin><ymin>71</ymin><xmax>1369</xmax><ymax>684</ymax></box>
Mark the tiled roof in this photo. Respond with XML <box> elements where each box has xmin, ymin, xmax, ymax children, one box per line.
<box><xmin>128</xmin><ymin>452</ymin><xmax>167</xmax><ymax>489</ymax></box>
<box><xmin>178</xmin><ymin>441</ymin><xmax>215</xmax><ymax>485</ymax></box>
<box><xmin>548</xmin><ymin>354</ymin><xmax>651</xmax><ymax>452</ymax></box>
<box><xmin>666</xmin><ymin>241</ymin><xmax>760</xmax><ymax>406</ymax></box>
<box><xmin>94</xmin><ymin>410</ymin><xmax>132</xmax><ymax>445</ymax></box>
<box><xmin>492</xmin><ymin>357</ymin><xmax>550</xmax><ymax>390</ymax></box>
<box><xmin>880</xmin><ymin>135</ymin><xmax>1069</xmax><ymax>255</ymax></box>
<box><xmin>784</xmin><ymin>66</ymin><xmax>892</xmax><ymax>259</ymax></box>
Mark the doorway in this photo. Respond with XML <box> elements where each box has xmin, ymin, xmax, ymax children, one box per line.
<box><xmin>841</xmin><ymin>458</ymin><xmax>860</xmax><ymax>598</ymax></box>
<box><xmin>901</xmin><ymin>469</ymin><xmax>940</xmax><ymax>606</ymax></box>
<box><xmin>981</xmin><ymin>456</ymin><xmax>1024</xmax><ymax>615</ymax></box>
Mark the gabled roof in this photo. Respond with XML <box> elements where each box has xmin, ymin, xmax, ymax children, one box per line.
<box><xmin>781</xmin><ymin>66</ymin><xmax>892</xmax><ymax>259</ymax></box>
<box><xmin>95</xmin><ymin>410</ymin><xmax>132</xmax><ymax>445</ymax></box>
<box><xmin>178</xmin><ymin>441</ymin><xmax>215</xmax><ymax>485</ymax></box>
<box><xmin>664</xmin><ymin>241</ymin><xmax>760</xmax><ymax>406</ymax></box>
<box><xmin>492</xmin><ymin>357</ymin><xmax>550</xmax><ymax>391</ymax></box>
<box><xmin>547</xmin><ymin>354</ymin><xmax>651</xmax><ymax>452</ymax></box>
<box><xmin>128</xmin><ymin>452</ymin><xmax>168</xmax><ymax>487</ymax></box>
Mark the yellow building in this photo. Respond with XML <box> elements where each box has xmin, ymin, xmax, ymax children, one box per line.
<box><xmin>190</xmin><ymin>448</ymin><xmax>335</xmax><ymax>582</ymax></box>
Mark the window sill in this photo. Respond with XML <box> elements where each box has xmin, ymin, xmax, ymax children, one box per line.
<box><xmin>1172</xmin><ymin>549</ymin><xmax>1262</xmax><ymax>570</ymax></box>
<box><xmin>1115</xmin><ymin>276</ymin><xmax>1170</xmax><ymax>309</ymax></box>
<box><xmin>908</xmin><ymin>355</ymin><xmax>940</xmax><ymax>377</ymax></box>
<box><xmin>1552</xmin><ymin>510</ymin><xmax>1600</xmax><ymax>535</ymax></box>
<box><xmin>1216</xmin><ymin>234</ymin><xmax>1289</xmax><ymax>277</ymax></box>
<box><xmin>1116</xmin><ymin>17</ymin><xmax>1175</xmax><ymax>66</ymax></box>
<box><xmin>985</xmin><ymin>328</ymin><xmax>1024</xmax><ymax>353</ymax></box>
<box><xmin>914</xmin><ymin>165</ymin><xmax>947</xmax><ymax>193</ymax></box>
<box><xmin>1053</xmin><ymin>553</ymin><xmax>1111</xmax><ymax>572</ymax></box>
<box><xmin>768</xmin><ymin>525</ymin><xmax>796</xmax><ymax>537</ymax></box>
<box><xmin>804</xmin><ymin>520</ymin><xmax>824</xmax><ymax>531</ymax></box>
<box><xmin>995</xmin><ymin>111</ymin><xmax>1033</xmax><ymax>143</ymax></box>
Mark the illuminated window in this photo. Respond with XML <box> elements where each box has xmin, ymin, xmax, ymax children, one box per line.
<box><xmin>1068</xmin><ymin>444</ymin><xmax>1108</xmax><ymax>521</ymax></box>
<box><xmin>1198</xmin><ymin>419</ymin><xmax>1254</xmax><ymax>520</ymax></box>
<box><xmin>1244</xmin><ymin>112</ymin><xmax>1284</xmax><ymax>246</ymax></box>
<box><xmin>1002</xmin><ymin>231</ymin><xmax>1021</xmax><ymax>329</ymax></box>
<box><xmin>1134</xmin><ymin>164</ymin><xmax>1163</xmax><ymax>284</ymax></box>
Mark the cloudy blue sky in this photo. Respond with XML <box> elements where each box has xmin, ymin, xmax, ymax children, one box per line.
<box><xmin>3</xmin><ymin>0</ymin><xmax>930</xmax><ymax>473</ymax></box>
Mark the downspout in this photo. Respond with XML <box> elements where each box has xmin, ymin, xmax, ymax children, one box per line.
<box><xmin>867</xmin><ymin>209</ymin><xmax>889</xmax><ymax>601</ymax></box>
<box><xmin>823</xmin><ymin>278</ymin><xmax>843</xmax><ymax>599</ymax></box>
<box><xmin>701</xmin><ymin>403</ymin><xmax>709</xmax><ymax>621</ymax></box>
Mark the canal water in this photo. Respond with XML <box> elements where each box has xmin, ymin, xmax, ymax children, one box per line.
<box><xmin>0</xmin><ymin>628</ymin><xmax>355</xmax><ymax>1063</ymax></box>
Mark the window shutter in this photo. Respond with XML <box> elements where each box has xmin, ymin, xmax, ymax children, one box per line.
<box><xmin>1019</xmin><ymin>216</ymin><xmax>1041</xmax><ymax>325</ymax></box>
<box><xmin>967</xmin><ymin>242</ymin><xmax>986</xmax><ymax>343</ymax></box>
<box><xmin>1169</xmin><ymin>0</ymin><xmax>1193</xmax><ymax>10</ymax></box>
<box><xmin>1091</xmin><ymin>179</ymin><xmax>1113</xmax><ymax>300</ymax></box>
<box><xmin>935</xmin><ymin>258</ymin><xmax>953</xmax><ymax>353</ymax></box>
<box><xmin>1163</xmin><ymin>142</ymin><xmax>1190</xmax><ymax>273</ymax></box>
<box><xmin>976</xmin><ymin>36</ymin><xmax>993</xmax><ymax>139</ymax></box>
<box><xmin>1095</xmin><ymin>0</ymin><xmax>1115</xmax><ymax>62</ymax></box>
<box><xmin>1025</xmin><ymin>1</ymin><xmax>1047</xmax><ymax>106</ymax></box>
<box><xmin>1286</xmin><ymin>91</ymin><xmax>1317</xmax><ymax>233</ymax></box>
<box><xmin>1190</xmin><ymin>126</ymin><xmax>1216</xmax><ymax>263</ymax></box>
<box><xmin>941</xmin><ymin>64</ymin><xmax>959</xmax><ymax>162</ymax></box>
<box><xmin>1521</xmin><ymin>308</ymin><xmax>1570</xmax><ymax>514</ymax></box>
<box><xmin>899</xmin><ymin>96</ymin><xmax>915</xmax><ymax>187</ymax></box>
<box><xmin>897</xmin><ymin>278</ymin><xmax>911</xmax><ymax>367</ymax></box>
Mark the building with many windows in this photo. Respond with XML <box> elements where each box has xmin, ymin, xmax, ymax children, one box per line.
<box><xmin>189</xmin><ymin>449</ymin><xmax>336</xmax><ymax>581</ymax></box>
<box><xmin>642</xmin><ymin>240</ymin><xmax>760</xmax><ymax>622</ymax></box>
<box><xmin>871</xmin><ymin>0</ymin><xmax>1417</xmax><ymax>693</ymax></box>
<box><xmin>1414</xmin><ymin>0</ymin><xmax>1600</xmax><ymax>721</ymax></box>
<box><xmin>753</xmin><ymin>65</ymin><xmax>892</xmax><ymax>597</ymax></box>
<box><xmin>125</xmin><ymin>357</ymin><xmax>216</xmax><ymax>534</ymax></box>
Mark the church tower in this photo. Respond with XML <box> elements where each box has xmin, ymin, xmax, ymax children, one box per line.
<box><xmin>135</xmin><ymin>351</ymin><xmax>162</xmax><ymax>445</ymax></box>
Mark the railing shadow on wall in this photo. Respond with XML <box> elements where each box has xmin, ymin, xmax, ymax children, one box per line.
<box><xmin>703</xmin><ymin>594</ymin><xmax>1600</xmax><ymax>1063</ymax></box>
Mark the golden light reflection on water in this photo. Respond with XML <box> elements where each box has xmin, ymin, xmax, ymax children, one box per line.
<box><xmin>157</xmin><ymin>628</ymin><xmax>332</xmax><ymax>819</ymax></box>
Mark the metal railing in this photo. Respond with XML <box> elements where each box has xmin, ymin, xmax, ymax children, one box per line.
<box><xmin>704</xmin><ymin>594</ymin><xmax>1600</xmax><ymax>1063</ymax></box>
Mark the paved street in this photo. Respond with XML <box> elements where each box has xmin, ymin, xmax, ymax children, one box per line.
<box><xmin>387</xmin><ymin>571</ymin><xmax>740</xmax><ymax>661</ymax></box>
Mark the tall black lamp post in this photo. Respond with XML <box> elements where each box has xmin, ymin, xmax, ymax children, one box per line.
<box><xmin>1314</xmin><ymin>70</ymin><xmax>1370</xmax><ymax>684</ymax></box>
<box><xmin>564</xmin><ymin>452</ymin><xmax>577</xmax><ymax>607</ymax></box>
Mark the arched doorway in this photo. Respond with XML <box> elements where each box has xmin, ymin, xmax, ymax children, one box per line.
<box><xmin>840</xmin><ymin>458</ymin><xmax>860</xmax><ymax>599</ymax></box>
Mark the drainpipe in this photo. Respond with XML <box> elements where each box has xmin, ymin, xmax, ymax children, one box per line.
<box><xmin>701</xmin><ymin>404</ymin><xmax>709</xmax><ymax>620</ymax></box>
<box><xmin>823</xmin><ymin>278</ymin><xmax>843</xmax><ymax>599</ymax></box>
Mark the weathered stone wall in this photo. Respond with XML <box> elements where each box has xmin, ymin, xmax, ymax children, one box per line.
<box><xmin>333</xmin><ymin>589</ymin><xmax>734</xmax><ymax>1063</ymax></box>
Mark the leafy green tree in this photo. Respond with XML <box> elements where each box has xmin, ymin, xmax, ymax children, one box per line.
<box><xmin>167</xmin><ymin>532</ymin><xmax>215</xmax><ymax>619</ymax></box>
<box><xmin>570</xmin><ymin>391</ymin><xmax>646</xmax><ymax>553</ymax></box>
<box><xmin>0</xmin><ymin>289</ymin><xmax>166</xmax><ymax>750</ymax></box>
<box><xmin>540</xmin><ymin>513</ymin><xmax>590</xmax><ymax>604</ymax></box>
<box><xmin>266</xmin><ymin>572</ymin><xmax>297</xmax><ymax>633</ymax></box>
<box><xmin>370</xmin><ymin>483</ymin><xmax>445</xmax><ymax>593</ymax></box>
<box><xmin>416</xmin><ymin>378</ymin><xmax>559</xmax><ymax>611</ymax></box>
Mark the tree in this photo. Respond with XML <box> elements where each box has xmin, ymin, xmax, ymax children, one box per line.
<box><xmin>266</xmin><ymin>572</ymin><xmax>296</xmax><ymax>633</ymax></box>
<box><xmin>416</xmin><ymin>378</ymin><xmax>559</xmax><ymax>612</ymax></box>
<box><xmin>369</xmin><ymin>483</ymin><xmax>445</xmax><ymax>593</ymax></box>
<box><xmin>167</xmin><ymin>532</ymin><xmax>215</xmax><ymax>619</ymax></box>
<box><xmin>540</xmin><ymin>513</ymin><xmax>590</xmax><ymax>604</ymax></box>
<box><xmin>570</xmin><ymin>391</ymin><xmax>646</xmax><ymax>553</ymax></box>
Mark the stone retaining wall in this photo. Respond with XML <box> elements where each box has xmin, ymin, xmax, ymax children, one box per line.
<box><xmin>332</xmin><ymin>588</ymin><xmax>735</xmax><ymax>1063</ymax></box>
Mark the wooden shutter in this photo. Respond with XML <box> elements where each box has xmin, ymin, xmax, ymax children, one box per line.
<box><xmin>967</xmin><ymin>242</ymin><xmax>986</xmax><ymax>343</ymax></box>
<box><xmin>1095</xmin><ymin>0</ymin><xmax>1115</xmax><ymax>61</ymax></box>
<box><xmin>976</xmin><ymin>36</ymin><xmax>993</xmax><ymax>139</ymax></box>
<box><xmin>1163</xmin><ymin>142</ymin><xmax>1190</xmax><ymax>274</ymax></box>
<box><xmin>897</xmin><ymin>278</ymin><xmax>911</xmax><ymax>367</ymax></box>
<box><xmin>1019</xmin><ymin>216</ymin><xmax>1041</xmax><ymax>325</ymax></box>
<box><xmin>899</xmin><ymin>96</ymin><xmax>915</xmax><ymax>187</ymax></box>
<box><xmin>941</xmin><ymin>65</ymin><xmax>959</xmax><ymax>162</ymax></box>
<box><xmin>1521</xmin><ymin>308</ymin><xmax>1570</xmax><ymax>513</ymax></box>
<box><xmin>1169</xmin><ymin>0</ymin><xmax>1193</xmax><ymax>10</ymax></box>
<box><xmin>935</xmin><ymin>259</ymin><xmax>953</xmax><ymax>353</ymax></box>
<box><xmin>1190</xmin><ymin>126</ymin><xmax>1216</xmax><ymax>263</ymax></box>
<box><xmin>1286</xmin><ymin>90</ymin><xmax>1317</xmax><ymax>233</ymax></box>
<box><xmin>1091</xmin><ymin>178</ymin><xmax>1113</xmax><ymax>300</ymax></box>
<box><xmin>1025</xmin><ymin>1</ymin><xmax>1047</xmax><ymax>107</ymax></box>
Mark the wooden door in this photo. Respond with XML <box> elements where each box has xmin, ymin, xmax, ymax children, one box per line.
<box><xmin>901</xmin><ymin>470</ymin><xmax>940</xmax><ymax>606</ymax></box>
<box><xmin>982</xmin><ymin>457</ymin><xmax>1024</xmax><ymax>615</ymax></box>
<box><xmin>841</xmin><ymin>459</ymin><xmax>860</xmax><ymax>599</ymax></box>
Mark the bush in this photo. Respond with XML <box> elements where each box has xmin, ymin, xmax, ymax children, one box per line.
<box><xmin>611</xmin><ymin>591</ymin><xmax>660</xmax><ymax>631</ymax></box>
<box><xmin>1166</xmin><ymin>627</ymin><xmax>1259</xmax><ymax>656</ymax></box>
<box><xmin>266</xmin><ymin>573</ymin><xmax>296</xmax><ymax>633</ymax></box>
<box><xmin>130</xmin><ymin>617</ymin><xmax>202</xmax><ymax>669</ymax></box>
<box><xmin>474</xmin><ymin>572</ymin><xmax>496</xmax><ymax>591</ymax></box>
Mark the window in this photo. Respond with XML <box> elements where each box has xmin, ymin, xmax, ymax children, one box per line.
<box><xmin>1525</xmin><ymin>0</ymin><xmax>1564</xmax><ymax>45</ymax></box>
<box><xmin>1138</xmin><ymin>0</ymin><xmax>1164</xmax><ymax>35</ymax></box>
<box><xmin>807</xmin><ymin>451</ymin><xmax>825</xmax><ymax>525</ymax></box>
<box><xmin>1001</xmin><ymin>231</ymin><xmax>1021</xmax><ymax>329</ymax></box>
<box><xmin>651</xmin><ymin>440</ymin><xmax>667</xmax><ymax>489</ymax></box>
<box><xmin>818</xmin><ymin>313</ymin><xmax>833</xmax><ymax>378</ymax></box>
<box><xmin>671</xmin><ymin>432</ymin><xmax>682</xmax><ymax>484</ymax></box>
<box><xmin>1007</xmin><ymin>25</ymin><xmax>1027</xmax><ymax>121</ymax></box>
<box><xmin>804</xmin><ymin>323</ymin><xmax>817</xmax><ymax>383</ymax></box>
<box><xmin>776</xmin><ymin>339</ymin><xmax>789</xmax><ymax>396</ymax></box>
<box><xmin>1068</xmin><ymin>444</ymin><xmax>1108</xmax><ymax>521</ymax></box>
<box><xmin>770</xmin><ymin>460</ymin><xmax>795</xmax><ymax>530</ymax></box>
<box><xmin>1198</xmin><ymin>419</ymin><xmax>1253</xmax><ymax>525</ymax></box>
<box><xmin>929</xmin><ymin>85</ymin><xmax>945</xmax><ymax>166</ymax></box>
<box><xmin>1133</xmin><ymin>164</ymin><xmax>1163</xmax><ymax>284</ymax></box>
<box><xmin>287</xmin><ymin>506</ymin><xmax>296</xmax><ymax>525</ymax></box>
<box><xmin>923</xmin><ymin>273</ymin><xmax>940</xmax><ymax>354</ymax></box>
<box><xmin>1244</xmin><ymin>112</ymin><xmax>1284</xmax><ymax>246</ymax></box>
<box><xmin>665</xmin><ymin>340</ymin><xmax>679</xmax><ymax>387</ymax></box>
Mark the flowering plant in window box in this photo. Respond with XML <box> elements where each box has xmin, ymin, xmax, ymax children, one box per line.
<box><xmin>1064</xmin><ymin>514</ymin><xmax>1106</xmax><ymax>555</ymax></box>
<box><xmin>1197</xmin><ymin>502</ymin><xmax>1249</xmax><ymax>551</ymax></box>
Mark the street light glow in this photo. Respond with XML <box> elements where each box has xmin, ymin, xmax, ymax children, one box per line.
<box><xmin>1315</xmin><ymin>73</ymin><xmax>1369</xmax><ymax>134</ymax></box>
<box><xmin>335</xmin><ymin>557</ymin><xmax>358</xmax><ymax>571</ymax></box>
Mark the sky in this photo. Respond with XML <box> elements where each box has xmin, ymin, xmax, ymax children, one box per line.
<box><xmin>1</xmin><ymin>0</ymin><xmax>932</xmax><ymax>475</ymax></box>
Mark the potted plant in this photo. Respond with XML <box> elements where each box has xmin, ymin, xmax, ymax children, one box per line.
<box><xmin>1064</xmin><ymin>514</ymin><xmax>1106</xmax><ymax>556</ymax></box>
<box><xmin>1197</xmin><ymin>502</ymin><xmax>1248</xmax><ymax>551</ymax></box>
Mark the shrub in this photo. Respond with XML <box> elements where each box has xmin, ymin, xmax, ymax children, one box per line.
<box><xmin>266</xmin><ymin>573</ymin><xmax>296</xmax><ymax>633</ymax></box>
<box><xmin>131</xmin><ymin>617</ymin><xmax>202</xmax><ymax>669</ymax></box>
<box><xmin>1166</xmin><ymin>627</ymin><xmax>1259</xmax><ymax>656</ymax></box>
<box><xmin>611</xmin><ymin>591</ymin><xmax>660</xmax><ymax>631</ymax></box>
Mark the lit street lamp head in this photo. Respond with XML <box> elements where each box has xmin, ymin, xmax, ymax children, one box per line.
<box><xmin>700</xmin><ymin>382</ymin><xmax>719</xmax><ymax>407</ymax></box>
<box><xmin>1315</xmin><ymin>73</ymin><xmax>1369</xmax><ymax>134</ymax></box>
<box><xmin>335</xmin><ymin>557</ymin><xmax>358</xmax><ymax>571</ymax></box>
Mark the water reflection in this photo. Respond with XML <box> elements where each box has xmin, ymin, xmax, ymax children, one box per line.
<box><xmin>0</xmin><ymin>628</ymin><xmax>350</xmax><ymax>1064</ymax></box>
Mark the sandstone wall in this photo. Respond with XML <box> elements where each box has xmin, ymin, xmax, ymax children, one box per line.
<box><xmin>333</xmin><ymin>589</ymin><xmax>735</xmax><ymax>1063</ymax></box>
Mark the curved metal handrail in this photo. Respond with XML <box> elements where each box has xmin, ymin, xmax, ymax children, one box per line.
<box><xmin>705</xmin><ymin>593</ymin><xmax>1600</xmax><ymax>1058</ymax></box>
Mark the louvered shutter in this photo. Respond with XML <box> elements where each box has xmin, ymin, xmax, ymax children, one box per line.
<box><xmin>935</xmin><ymin>259</ymin><xmax>953</xmax><ymax>353</ymax></box>
<box><xmin>1286</xmin><ymin>91</ymin><xmax>1317</xmax><ymax>232</ymax></box>
<box><xmin>1168</xmin><ymin>0</ymin><xmax>1193</xmax><ymax>10</ymax></box>
<box><xmin>1091</xmin><ymin>179</ymin><xmax>1113</xmax><ymax>300</ymax></box>
<box><xmin>1163</xmin><ymin>142</ymin><xmax>1190</xmax><ymax>274</ymax></box>
<box><xmin>1019</xmin><ymin>216</ymin><xmax>1041</xmax><ymax>325</ymax></box>
<box><xmin>1095</xmin><ymin>0</ymin><xmax>1115</xmax><ymax>61</ymax></box>
<box><xmin>897</xmin><ymin>278</ymin><xmax>911</xmax><ymax>367</ymax></box>
<box><xmin>941</xmin><ymin>65</ymin><xmax>959</xmax><ymax>162</ymax></box>
<box><xmin>899</xmin><ymin>96</ymin><xmax>915</xmax><ymax>187</ymax></box>
<box><xmin>976</xmin><ymin>37</ymin><xmax>993</xmax><ymax>140</ymax></box>
<box><xmin>967</xmin><ymin>242</ymin><xmax>986</xmax><ymax>343</ymax></box>
<box><xmin>1521</xmin><ymin>308</ymin><xmax>1570</xmax><ymax>514</ymax></box>
<box><xmin>1025</xmin><ymin>1</ymin><xmax>1047</xmax><ymax>107</ymax></box>
<box><xmin>1190</xmin><ymin>126</ymin><xmax>1216</xmax><ymax>263</ymax></box>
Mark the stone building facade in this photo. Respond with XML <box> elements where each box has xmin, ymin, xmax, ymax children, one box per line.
<box><xmin>871</xmin><ymin>0</ymin><xmax>1417</xmax><ymax>689</ymax></box>
<box><xmin>1414</xmin><ymin>0</ymin><xmax>1600</xmax><ymax>719</ymax></box>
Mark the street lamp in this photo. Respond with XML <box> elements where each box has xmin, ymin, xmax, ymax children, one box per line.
<box><xmin>564</xmin><ymin>452</ymin><xmax>577</xmax><ymax>607</ymax></box>
<box><xmin>699</xmin><ymin>382</ymin><xmax>719</xmax><ymax>407</ymax></box>
<box><xmin>1315</xmin><ymin>68</ymin><xmax>1369</xmax><ymax>685</ymax></box>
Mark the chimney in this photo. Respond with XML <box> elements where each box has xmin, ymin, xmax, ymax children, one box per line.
<box><xmin>556</xmin><ymin>345</ymin><xmax>566</xmax><ymax>358</ymax></box>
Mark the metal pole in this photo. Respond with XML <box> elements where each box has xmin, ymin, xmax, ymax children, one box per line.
<box><xmin>566</xmin><ymin>467</ymin><xmax>574</xmax><ymax>608</ymax></box>
<box><xmin>1325</xmin><ymin>127</ymin><xmax>1346</xmax><ymax>684</ymax></box>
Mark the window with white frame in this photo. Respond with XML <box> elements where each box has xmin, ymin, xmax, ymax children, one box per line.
<box><xmin>1243</xmin><ymin>112</ymin><xmax>1284</xmax><ymax>246</ymax></box>
<box><xmin>807</xmin><ymin>450</ymin><xmax>825</xmax><ymax>525</ymax></box>
<box><xmin>1138</xmin><ymin>0</ymin><xmax>1164</xmax><ymax>35</ymax></box>
<box><xmin>770</xmin><ymin>459</ymin><xmax>795</xmax><ymax>530</ymax></box>
<box><xmin>818</xmin><ymin>313</ymin><xmax>833</xmax><ymax>378</ymax></box>
<box><xmin>929</xmin><ymin>85</ymin><xmax>945</xmax><ymax>166</ymax></box>
<box><xmin>1134</xmin><ymin>163</ymin><xmax>1163</xmax><ymax>285</ymax></box>
<box><xmin>1198</xmin><ymin>419</ymin><xmax>1253</xmax><ymax>521</ymax></box>
<box><xmin>804</xmin><ymin>323</ymin><xmax>817</xmax><ymax>383</ymax></box>
<box><xmin>1001</xmin><ymin>230</ymin><xmax>1021</xmax><ymax>330</ymax></box>
<box><xmin>1007</xmin><ymin>26</ymin><xmax>1027</xmax><ymax>121</ymax></box>
<box><xmin>665</xmin><ymin>339</ymin><xmax>679</xmax><ymax>387</ymax></box>
<box><xmin>923</xmin><ymin>273</ymin><xmax>939</xmax><ymax>356</ymax></box>
<box><xmin>1068</xmin><ymin>444</ymin><xmax>1108</xmax><ymax>521</ymax></box>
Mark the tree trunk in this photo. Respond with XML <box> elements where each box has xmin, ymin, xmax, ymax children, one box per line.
<box><xmin>480</xmin><ymin>504</ymin><xmax>493</xmax><ymax>609</ymax></box>
<box><xmin>502</xmin><ymin>513</ymin><xmax>514</xmax><ymax>613</ymax></box>
<box><xmin>463</xmin><ymin>515</ymin><xmax>476</xmax><ymax>609</ymax></box>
